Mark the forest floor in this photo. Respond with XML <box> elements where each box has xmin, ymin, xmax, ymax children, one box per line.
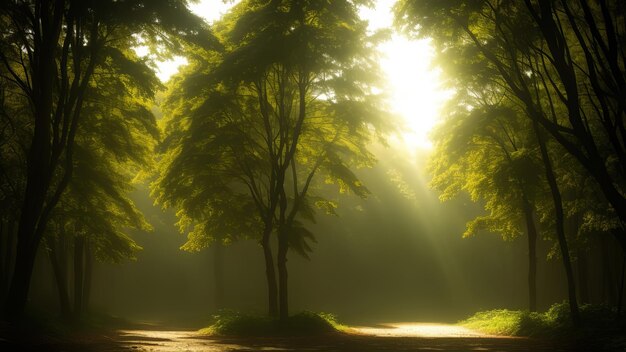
<box><xmin>2</xmin><ymin>320</ymin><xmax>622</xmax><ymax>351</ymax></box>
<box><xmin>111</xmin><ymin>324</ymin><xmax>563</xmax><ymax>352</ymax></box>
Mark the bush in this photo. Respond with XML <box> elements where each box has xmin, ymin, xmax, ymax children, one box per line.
<box><xmin>460</xmin><ymin>302</ymin><xmax>622</xmax><ymax>337</ymax></box>
<box><xmin>198</xmin><ymin>310</ymin><xmax>344</xmax><ymax>336</ymax></box>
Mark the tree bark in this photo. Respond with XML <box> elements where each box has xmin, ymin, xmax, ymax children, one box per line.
<box><xmin>4</xmin><ymin>0</ymin><xmax>64</xmax><ymax>320</ymax></box>
<box><xmin>0</xmin><ymin>219</ymin><xmax>15</xmax><ymax>305</ymax></box>
<box><xmin>6</xmin><ymin>240</ymin><xmax>40</xmax><ymax>320</ymax></box>
<box><xmin>522</xmin><ymin>199</ymin><xmax>538</xmax><ymax>312</ymax></box>
<box><xmin>0</xmin><ymin>221</ymin><xmax>5</xmax><ymax>296</ymax></box>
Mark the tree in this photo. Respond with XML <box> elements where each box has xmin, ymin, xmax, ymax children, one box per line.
<box><xmin>154</xmin><ymin>0</ymin><xmax>390</xmax><ymax>319</ymax></box>
<box><xmin>0</xmin><ymin>0</ymin><xmax>212</xmax><ymax>320</ymax></box>
<box><xmin>0</xmin><ymin>61</ymin><xmax>29</xmax><ymax>303</ymax></box>
<box><xmin>430</xmin><ymin>92</ymin><xmax>545</xmax><ymax>311</ymax></box>
<box><xmin>43</xmin><ymin>50</ymin><xmax>159</xmax><ymax>320</ymax></box>
<box><xmin>395</xmin><ymin>0</ymin><xmax>626</xmax><ymax>248</ymax></box>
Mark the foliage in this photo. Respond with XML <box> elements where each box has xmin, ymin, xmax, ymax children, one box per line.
<box><xmin>0</xmin><ymin>0</ymin><xmax>217</xmax><ymax>318</ymax></box>
<box><xmin>45</xmin><ymin>54</ymin><xmax>161</xmax><ymax>263</ymax></box>
<box><xmin>429</xmin><ymin>98</ymin><xmax>544</xmax><ymax>240</ymax></box>
<box><xmin>395</xmin><ymin>0</ymin><xmax>626</xmax><ymax>246</ymax></box>
<box><xmin>198</xmin><ymin>310</ymin><xmax>343</xmax><ymax>336</ymax></box>
<box><xmin>154</xmin><ymin>0</ymin><xmax>389</xmax><ymax>253</ymax></box>
<box><xmin>461</xmin><ymin>302</ymin><xmax>622</xmax><ymax>337</ymax></box>
<box><xmin>396</xmin><ymin>0</ymin><xmax>626</xmax><ymax>320</ymax></box>
<box><xmin>153</xmin><ymin>0</ymin><xmax>392</xmax><ymax>318</ymax></box>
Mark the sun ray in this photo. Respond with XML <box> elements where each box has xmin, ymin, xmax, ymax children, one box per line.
<box><xmin>154</xmin><ymin>1</ymin><xmax>451</xmax><ymax>152</ymax></box>
<box><xmin>359</xmin><ymin>1</ymin><xmax>451</xmax><ymax>153</ymax></box>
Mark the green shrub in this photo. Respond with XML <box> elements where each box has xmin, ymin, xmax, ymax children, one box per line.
<box><xmin>460</xmin><ymin>302</ymin><xmax>621</xmax><ymax>337</ymax></box>
<box><xmin>198</xmin><ymin>310</ymin><xmax>343</xmax><ymax>336</ymax></box>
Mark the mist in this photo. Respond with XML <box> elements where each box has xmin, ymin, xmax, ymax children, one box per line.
<box><xmin>40</xmin><ymin>145</ymin><xmax>570</xmax><ymax>325</ymax></box>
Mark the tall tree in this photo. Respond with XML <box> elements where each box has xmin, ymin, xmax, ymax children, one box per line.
<box><xmin>155</xmin><ymin>0</ymin><xmax>390</xmax><ymax>319</ymax></box>
<box><xmin>430</xmin><ymin>93</ymin><xmax>545</xmax><ymax>311</ymax></box>
<box><xmin>43</xmin><ymin>50</ymin><xmax>159</xmax><ymax>320</ymax></box>
<box><xmin>395</xmin><ymin>0</ymin><xmax>626</xmax><ymax>249</ymax></box>
<box><xmin>0</xmin><ymin>0</ymin><xmax>211</xmax><ymax>319</ymax></box>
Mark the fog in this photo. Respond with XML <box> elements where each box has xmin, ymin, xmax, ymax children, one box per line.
<box><xmin>24</xmin><ymin>145</ymin><xmax>576</xmax><ymax>326</ymax></box>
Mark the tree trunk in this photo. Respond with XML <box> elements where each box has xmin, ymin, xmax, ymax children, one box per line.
<box><xmin>277</xmin><ymin>184</ymin><xmax>290</xmax><ymax>321</ymax></box>
<box><xmin>48</xmin><ymin>238</ymin><xmax>71</xmax><ymax>319</ymax></box>
<box><xmin>277</xmin><ymin>228</ymin><xmax>289</xmax><ymax>321</ymax></box>
<box><xmin>5</xmin><ymin>239</ymin><xmax>39</xmax><ymax>320</ymax></box>
<box><xmin>4</xmin><ymin>0</ymin><xmax>64</xmax><ymax>320</ymax></box>
<box><xmin>0</xmin><ymin>221</ymin><xmax>5</xmax><ymax>297</ymax></box>
<box><xmin>261</xmin><ymin>222</ymin><xmax>278</xmax><ymax>317</ymax></box>
<box><xmin>212</xmin><ymin>242</ymin><xmax>225</xmax><ymax>310</ymax></box>
<box><xmin>533</xmin><ymin>120</ymin><xmax>580</xmax><ymax>325</ymax></box>
<box><xmin>73</xmin><ymin>236</ymin><xmax>85</xmax><ymax>320</ymax></box>
<box><xmin>522</xmin><ymin>199</ymin><xmax>538</xmax><ymax>312</ymax></box>
<box><xmin>0</xmin><ymin>220</ymin><xmax>15</xmax><ymax>307</ymax></box>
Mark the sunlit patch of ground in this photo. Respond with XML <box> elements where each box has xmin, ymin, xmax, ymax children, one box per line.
<box><xmin>117</xmin><ymin>329</ymin><xmax>288</xmax><ymax>351</ymax></box>
<box><xmin>348</xmin><ymin>322</ymin><xmax>501</xmax><ymax>338</ymax></box>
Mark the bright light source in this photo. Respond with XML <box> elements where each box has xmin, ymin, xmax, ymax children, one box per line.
<box><xmin>156</xmin><ymin>56</ymin><xmax>188</xmax><ymax>82</ymax></box>
<box><xmin>359</xmin><ymin>1</ymin><xmax>451</xmax><ymax>152</ymax></box>
<box><xmin>188</xmin><ymin>0</ymin><xmax>238</xmax><ymax>24</ymax></box>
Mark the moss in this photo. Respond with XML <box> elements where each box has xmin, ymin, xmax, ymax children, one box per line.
<box><xmin>198</xmin><ymin>310</ymin><xmax>344</xmax><ymax>336</ymax></box>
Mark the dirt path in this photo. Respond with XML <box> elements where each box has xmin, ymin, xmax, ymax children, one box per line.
<box><xmin>348</xmin><ymin>322</ymin><xmax>497</xmax><ymax>337</ymax></box>
<box><xmin>112</xmin><ymin>323</ymin><xmax>581</xmax><ymax>352</ymax></box>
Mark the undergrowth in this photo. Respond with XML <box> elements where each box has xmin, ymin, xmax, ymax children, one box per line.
<box><xmin>198</xmin><ymin>310</ymin><xmax>346</xmax><ymax>336</ymax></box>
<box><xmin>460</xmin><ymin>302</ymin><xmax>623</xmax><ymax>338</ymax></box>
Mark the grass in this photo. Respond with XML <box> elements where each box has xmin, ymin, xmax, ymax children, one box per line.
<box><xmin>460</xmin><ymin>302</ymin><xmax>624</xmax><ymax>338</ymax></box>
<box><xmin>198</xmin><ymin>310</ymin><xmax>347</xmax><ymax>336</ymax></box>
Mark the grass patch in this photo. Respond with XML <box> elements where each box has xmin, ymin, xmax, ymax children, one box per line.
<box><xmin>460</xmin><ymin>302</ymin><xmax>623</xmax><ymax>337</ymax></box>
<box><xmin>198</xmin><ymin>310</ymin><xmax>346</xmax><ymax>336</ymax></box>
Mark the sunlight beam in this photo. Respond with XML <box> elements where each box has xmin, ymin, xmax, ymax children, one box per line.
<box><xmin>359</xmin><ymin>1</ymin><xmax>451</xmax><ymax>153</ymax></box>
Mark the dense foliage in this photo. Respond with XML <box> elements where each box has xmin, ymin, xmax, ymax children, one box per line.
<box><xmin>153</xmin><ymin>0</ymin><xmax>391</xmax><ymax>319</ymax></box>
<box><xmin>0</xmin><ymin>0</ymin><xmax>211</xmax><ymax>320</ymax></box>
<box><xmin>396</xmin><ymin>0</ymin><xmax>626</xmax><ymax>324</ymax></box>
